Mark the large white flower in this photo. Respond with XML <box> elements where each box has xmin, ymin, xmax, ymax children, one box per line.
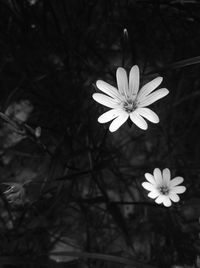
<box><xmin>142</xmin><ymin>168</ymin><xmax>186</xmax><ymax>207</ymax></box>
<box><xmin>92</xmin><ymin>65</ymin><xmax>169</xmax><ymax>132</ymax></box>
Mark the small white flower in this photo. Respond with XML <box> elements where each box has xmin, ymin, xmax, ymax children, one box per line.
<box><xmin>142</xmin><ymin>168</ymin><xmax>186</xmax><ymax>207</ymax></box>
<box><xmin>92</xmin><ymin>65</ymin><xmax>169</xmax><ymax>132</ymax></box>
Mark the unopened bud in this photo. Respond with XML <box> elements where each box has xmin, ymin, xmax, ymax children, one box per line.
<box><xmin>123</xmin><ymin>28</ymin><xmax>129</xmax><ymax>41</ymax></box>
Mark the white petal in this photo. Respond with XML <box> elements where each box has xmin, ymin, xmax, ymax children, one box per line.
<box><xmin>109</xmin><ymin>112</ymin><xmax>129</xmax><ymax>132</ymax></box>
<box><xmin>98</xmin><ymin>109</ymin><xmax>124</xmax><ymax>123</ymax></box>
<box><xmin>170</xmin><ymin>176</ymin><xmax>184</xmax><ymax>187</ymax></box>
<box><xmin>138</xmin><ymin>77</ymin><xmax>163</xmax><ymax>99</ymax></box>
<box><xmin>96</xmin><ymin>80</ymin><xmax>122</xmax><ymax>100</ymax></box>
<box><xmin>162</xmin><ymin>168</ymin><xmax>171</xmax><ymax>185</ymax></box>
<box><xmin>136</xmin><ymin>108</ymin><xmax>159</xmax><ymax>123</ymax></box>
<box><xmin>163</xmin><ymin>196</ymin><xmax>172</xmax><ymax>207</ymax></box>
<box><xmin>129</xmin><ymin>65</ymin><xmax>139</xmax><ymax>96</ymax></box>
<box><xmin>172</xmin><ymin>186</ymin><xmax>186</xmax><ymax>194</ymax></box>
<box><xmin>169</xmin><ymin>193</ymin><xmax>180</xmax><ymax>202</ymax></box>
<box><xmin>138</xmin><ymin>88</ymin><xmax>169</xmax><ymax>107</ymax></box>
<box><xmin>155</xmin><ymin>195</ymin><xmax>165</xmax><ymax>204</ymax></box>
<box><xmin>145</xmin><ymin>173</ymin><xmax>156</xmax><ymax>184</ymax></box>
<box><xmin>141</xmin><ymin>182</ymin><xmax>155</xmax><ymax>191</ymax></box>
<box><xmin>92</xmin><ymin>93</ymin><xmax>119</xmax><ymax>108</ymax></box>
<box><xmin>116</xmin><ymin>67</ymin><xmax>129</xmax><ymax>97</ymax></box>
<box><xmin>153</xmin><ymin>168</ymin><xmax>162</xmax><ymax>185</ymax></box>
<box><xmin>130</xmin><ymin>112</ymin><xmax>148</xmax><ymax>130</ymax></box>
<box><xmin>148</xmin><ymin>190</ymin><xmax>159</xmax><ymax>199</ymax></box>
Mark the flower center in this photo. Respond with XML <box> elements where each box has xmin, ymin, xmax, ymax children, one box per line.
<box><xmin>158</xmin><ymin>185</ymin><xmax>170</xmax><ymax>195</ymax></box>
<box><xmin>123</xmin><ymin>99</ymin><xmax>137</xmax><ymax>113</ymax></box>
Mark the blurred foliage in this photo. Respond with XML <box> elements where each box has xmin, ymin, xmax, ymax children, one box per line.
<box><xmin>0</xmin><ymin>0</ymin><xmax>200</xmax><ymax>267</ymax></box>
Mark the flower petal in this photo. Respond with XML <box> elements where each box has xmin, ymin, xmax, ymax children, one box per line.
<box><xmin>136</xmin><ymin>107</ymin><xmax>159</xmax><ymax>123</ymax></box>
<box><xmin>153</xmin><ymin>168</ymin><xmax>162</xmax><ymax>185</ymax></box>
<box><xmin>155</xmin><ymin>195</ymin><xmax>165</xmax><ymax>204</ymax></box>
<box><xmin>130</xmin><ymin>112</ymin><xmax>148</xmax><ymax>130</ymax></box>
<box><xmin>170</xmin><ymin>176</ymin><xmax>184</xmax><ymax>187</ymax></box>
<box><xmin>169</xmin><ymin>193</ymin><xmax>180</xmax><ymax>202</ymax></box>
<box><xmin>92</xmin><ymin>93</ymin><xmax>119</xmax><ymax>108</ymax></box>
<box><xmin>96</xmin><ymin>80</ymin><xmax>122</xmax><ymax>100</ymax></box>
<box><xmin>148</xmin><ymin>190</ymin><xmax>159</xmax><ymax>199</ymax></box>
<box><xmin>145</xmin><ymin>173</ymin><xmax>156</xmax><ymax>184</ymax></box>
<box><xmin>172</xmin><ymin>186</ymin><xmax>186</xmax><ymax>194</ymax></box>
<box><xmin>109</xmin><ymin>112</ymin><xmax>129</xmax><ymax>132</ymax></box>
<box><xmin>138</xmin><ymin>88</ymin><xmax>169</xmax><ymax>107</ymax></box>
<box><xmin>163</xmin><ymin>196</ymin><xmax>172</xmax><ymax>207</ymax></box>
<box><xmin>116</xmin><ymin>67</ymin><xmax>129</xmax><ymax>97</ymax></box>
<box><xmin>129</xmin><ymin>65</ymin><xmax>139</xmax><ymax>97</ymax></box>
<box><xmin>162</xmin><ymin>168</ymin><xmax>171</xmax><ymax>185</ymax></box>
<box><xmin>138</xmin><ymin>77</ymin><xmax>163</xmax><ymax>99</ymax></box>
<box><xmin>98</xmin><ymin>109</ymin><xmax>124</xmax><ymax>123</ymax></box>
<box><xmin>141</xmin><ymin>182</ymin><xmax>155</xmax><ymax>191</ymax></box>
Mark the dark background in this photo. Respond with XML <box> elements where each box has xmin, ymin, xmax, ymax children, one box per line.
<box><xmin>0</xmin><ymin>0</ymin><xmax>200</xmax><ymax>267</ymax></box>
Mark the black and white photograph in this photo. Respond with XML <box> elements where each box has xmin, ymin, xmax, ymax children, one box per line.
<box><xmin>0</xmin><ymin>1</ymin><xmax>200</xmax><ymax>267</ymax></box>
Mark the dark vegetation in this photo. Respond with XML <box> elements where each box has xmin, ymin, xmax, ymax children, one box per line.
<box><xmin>0</xmin><ymin>0</ymin><xmax>200</xmax><ymax>267</ymax></box>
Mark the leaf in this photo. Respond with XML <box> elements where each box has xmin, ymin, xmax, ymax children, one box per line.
<box><xmin>147</xmin><ymin>56</ymin><xmax>200</xmax><ymax>75</ymax></box>
<box><xmin>49</xmin><ymin>251</ymin><xmax>157</xmax><ymax>268</ymax></box>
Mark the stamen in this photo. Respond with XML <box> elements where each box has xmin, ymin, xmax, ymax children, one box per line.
<box><xmin>158</xmin><ymin>186</ymin><xmax>170</xmax><ymax>195</ymax></box>
<box><xmin>123</xmin><ymin>99</ymin><xmax>137</xmax><ymax>113</ymax></box>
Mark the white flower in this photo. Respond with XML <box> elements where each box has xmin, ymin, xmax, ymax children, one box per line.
<box><xmin>142</xmin><ymin>168</ymin><xmax>186</xmax><ymax>207</ymax></box>
<box><xmin>92</xmin><ymin>65</ymin><xmax>169</xmax><ymax>132</ymax></box>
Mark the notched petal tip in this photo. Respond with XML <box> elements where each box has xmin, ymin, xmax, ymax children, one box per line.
<box><xmin>163</xmin><ymin>168</ymin><xmax>170</xmax><ymax>173</ymax></box>
<box><xmin>117</xmin><ymin>66</ymin><xmax>126</xmax><ymax>72</ymax></box>
<box><xmin>136</xmin><ymin>107</ymin><xmax>159</xmax><ymax>124</ymax></box>
<box><xmin>108</xmin><ymin>113</ymin><xmax>129</xmax><ymax>132</ymax></box>
<box><xmin>162</xmin><ymin>168</ymin><xmax>170</xmax><ymax>173</ymax></box>
<box><xmin>182</xmin><ymin>186</ymin><xmax>186</xmax><ymax>193</ymax></box>
<box><xmin>109</xmin><ymin>128</ymin><xmax>116</xmax><ymax>133</ymax></box>
<box><xmin>161</xmin><ymin>88</ymin><xmax>169</xmax><ymax>97</ymax></box>
<box><xmin>162</xmin><ymin>168</ymin><xmax>171</xmax><ymax>178</ymax></box>
<box><xmin>131</xmin><ymin>65</ymin><xmax>139</xmax><ymax>71</ymax></box>
<box><xmin>173</xmin><ymin>185</ymin><xmax>186</xmax><ymax>194</ymax></box>
<box><xmin>92</xmin><ymin>93</ymin><xmax>98</xmax><ymax>100</ymax></box>
<box><xmin>144</xmin><ymin>172</ymin><xmax>151</xmax><ymax>178</ymax></box>
<box><xmin>155</xmin><ymin>76</ymin><xmax>163</xmax><ymax>85</ymax></box>
<box><xmin>92</xmin><ymin>93</ymin><xmax>119</xmax><ymax>108</ymax></box>
<box><xmin>130</xmin><ymin>112</ymin><xmax>148</xmax><ymax>130</ymax></box>
<box><xmin>138</xmin><ymin>124</ymin><xmax>148</xmax><ymax>130</ymax></box>
<box><xmin>141</xmin><ymin>182</ymin><xmax>155</xmax><ymax>191</ymax></box>
<box><xmin>164</xmin><ymin>202</ymin><xmax>172</xmax><ymax>207</ymax></box>
<box><xmin>170</xmin><ymin>176</ymin><xmax>185</xmax><ymax>187</ymax></box>
<box><xmin>141</xmin><ymin>182</ymin><xmax>147</xmax><ymax>188</ymax></box>
<box><xmin>138</xmin><ymin>87</ymin><xmax>170</xmax><ymax>107</ymax></box>
<box><xmin>96</xmin><ymin>80</ymin><xmax>102</xmax><ymax>89</ymax></box>
<box><xmin>97</xmin><ymin>117</ymin><xmax>104</xmax><ymax>123</ymax></box>
<box><xmin>153</xmin><ymin>167</ymin><xmax>160</xmax><ymax>173</ymax></box>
